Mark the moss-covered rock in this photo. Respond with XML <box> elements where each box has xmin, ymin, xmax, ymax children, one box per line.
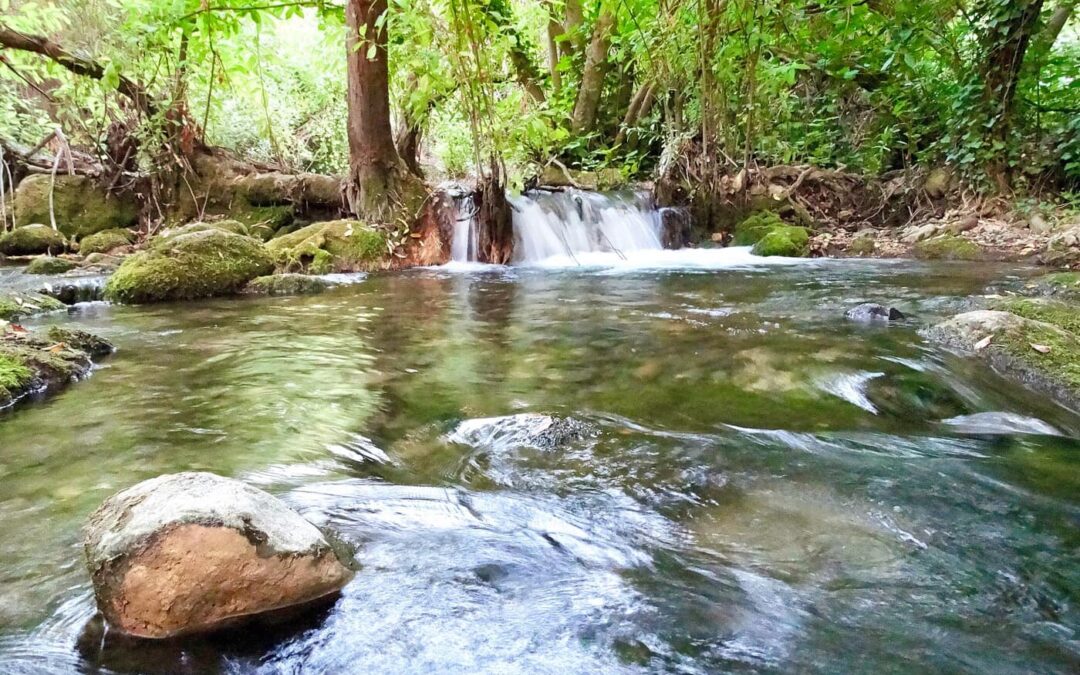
<box><xmin>991</xmin><ymin>297</ymin><xmax>1080</xmax><ymax>335</ymax></box>
<box><xmin>243</xmin><ymin>274</ymin><xmax>334</xmax><ymax>296</ymax></box>
<box><xmin>104</xmin><ymin>229</ymin><xmax>274</xmax><ymax>304</ymax></box>
<box><xmin>13</xmin><ymin>174</ymin><xmax>138</xmax><ymax>238</ymax></box>
<box><xmin>751</xmin><ymin>225</ymin><xmax>810</xmax><ymax>257</ymax></box>
<box><xmin>265</xmin><ymin>220</ymin><xmax>388</xmax><ymax>274</ymax></box>
<box><xmin>733</xmin><ymin>211</ymin><xmax>786</xmax><ymax>246</ymax></box>
<box><xmin>1041</xmin><ymin>225</ymin><xmax>1079</xmax><ymax>267</ymax></box>
<box><xmin>79</xmin><ymin>228</ymin><xmax>135</xmax><ymax>255</ymax></box>
<box><xmin>925</xmin><ymin>310</ymin><xmax>1080</xmax><ymax>410</ymax></box>
<box><xmin>0</xmin><ymin>292</ymin><xmax>66</xmax><ymax>321</ymax></box>
<box><xmin>0</xmin><ymin>224</ymin><xmax>67</xmax><ymax>255</ymax></box>
<box><xmin>912</xmin><ymin>235</ymin><xmax>982</xmax><ymax>261</ymax></box>
<box><xmin>81</xmin><ymin>253</ymin><xmax>123</xmax><ymax>272</ymax></box>
<box><xmin>228</xmin><ymin>204</ymin><xmax>294</xmax><ymax>241</ymax></box>
<box><xmin>0</xmin><ymin>327</ymin><xmax>112</xmax><ymax>407</ymax></box>
<box><xmin>155</xmin><ymin>219</ymin><xmax>250</xmax><ymax>243</ymax></box>
<box><xmin>1028</xmin><ymin>272</ymin><xmax>1080</xmax><ymax>300</ymax></box>
<box><xmin>848</xmin><ymin>232</ymin><xmax>876</xmax><ymax>256</ymax></box>
<box><xmin>25</xmin><ymin>256</ymin><xmax>78</xmax><ymax>275</ymax></box>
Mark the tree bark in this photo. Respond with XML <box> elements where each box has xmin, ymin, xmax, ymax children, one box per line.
<box><xmin>481</xmin><ymin>0</ymin><xmax>545</xmax><ymax>103</ymax></box>
<box><xmin>544</xmin><ymin>2</ymin><xmax>564</xmax><ymax>91</ymax></box>
<box><xmin>979</xmin><ymin>0</ymin><xmax>1045</xmax><ymax>191</ymax></box>
<box><xmin>615</xmin><ymin>82</ymin><xmax>655</xmax><ymax>146</ymax></box>
<box><xmin>0</xmin><ymin>24</ymin><xmax>156</xmax><ymax>115</ymax></box>
<box><xmin>345</xmin><ymin>0</ymin><xmax>410</xmax><ymax>221</ymax></box>
<box><xmin>1032</xmin><ymin>0</ymin><xmax>1076</xmax><ymax>58</ymax></box>
<box><xmin>570</xmin><ymin>11</ymin><xmax>615</xmax><ymax>135</ymax></box>
<box><xmin>563</xmin><ymin>0</ymin><xmax>586</xmax><ymax>57</ymax></box>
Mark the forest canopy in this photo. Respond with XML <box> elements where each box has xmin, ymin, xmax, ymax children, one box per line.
<box><xmin>1</xmin><ymin>0</ymin><xmax>1077</xmax><ymax>194</ymax></box>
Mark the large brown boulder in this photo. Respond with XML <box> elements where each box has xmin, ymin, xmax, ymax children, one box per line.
<box><xmin>83</xmin><ymin>472</ymin><xmax>354</xmax><ymax>639</ymax></box>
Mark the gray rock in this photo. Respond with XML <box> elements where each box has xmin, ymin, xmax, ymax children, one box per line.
<box><xmin>84</xmin><ymin>472</ymin><xmax>354</xmax><ymax>638</ymax></box>
<box><xmin>448</xmin><ymin>413</ymin><xmax>598</xmax><ymax>451</ymax></box>
<box><xmin>845</xmin><ymin>303</ymin><xmax>905</xmax><ymax>323</ymax></box>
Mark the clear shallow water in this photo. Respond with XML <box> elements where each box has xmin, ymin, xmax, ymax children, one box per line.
<box><xmin>0</xmin><ymin>257</ymin><xmax>1077</xmax><ymax>673</ymax></box>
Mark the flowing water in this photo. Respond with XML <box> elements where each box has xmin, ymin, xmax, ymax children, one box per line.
<box><xmin>0</xmin><ymin>254</ymin><xmax>1078</xmax><ymax>674</ymax></box>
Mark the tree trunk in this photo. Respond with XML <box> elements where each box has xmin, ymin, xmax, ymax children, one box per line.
<box><xmin>1032</xmin><ymin>0</ymin><xmax>1076</xmax><ymax>59</ymax></box>
<box><xmin>615</xmin><ymin>82</ymin><xmax>655</xmax><ymax>147</ymax></box>
<box><xmin>345</xmin><ymin>0</ymin><xmax>411</xmax><ymax>221</ymax></box>
<box><xmin>979</xmin><ymin>0</ymin><xmax>1045</xmax><ymax>191</ymax></box>
<box><xmin>570</xmin><ymin>12</ymin><xmax>615</xmax><ymax>135</ymax></box>
<box><xmin>563</xmin><ymin>0</ymin><xmax>586</xmax><ymax>57</ymax></box>
<box><xmin>481</xmin><ymin>0</ymin><xmax>546</xmax><ymax>104</ymax></box>
<box><xmin>544</xmin><ymin>2</ymin><xmax>564</xmax><ymax>91</ymax></box>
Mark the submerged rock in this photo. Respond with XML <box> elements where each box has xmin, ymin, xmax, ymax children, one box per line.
<box><xmin>83</xmin><ymin>472</ymin><xmax>354</xmax><ymax>639</ymax></box>
<box><xmin>243</xmin><ymin>273</ymin><xmax>334</xmax><ymax>296</ymax></box>
<box><xmin>25</xmin><ymin>255</ymin><xmax>78</xmax><ymax>275</ymax></box>
<box><xmin>78</xmin><ymin>228</ymin><xmax>135</xmax><ymax>255</ymax></box>
<box><xmin>265</xmin><ymin>220</ymin><xmax>388</xmax><ymax>274</ymax></box>
<box><xmin>845</xmin><ymin>303</ymin><xmax>905</xmax><ymax>323</ymax></box>
<box><xmin>925</xmin><ymin>310</ymin><xmax>1080</xmax><ymax>410</ymax></box>
<box><xmin>0</xmin><ymin>224</ymin><xmax>67</xmax><ymax>256</ymax></box>
<box><xmin>448</xmin><ymin>413</ymin><xmax>598</xmax><ymax>451</ymax></box>
<box><xmin>104</xmin><ymin>229</ymin><xmax>273</xmax><ymax>304</ymax></box>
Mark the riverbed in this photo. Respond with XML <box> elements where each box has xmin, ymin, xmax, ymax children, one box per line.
<box><xmin>0</xmin><ymin>255</ymin><xmax>1077</xmax><ymax>673</ymax></box>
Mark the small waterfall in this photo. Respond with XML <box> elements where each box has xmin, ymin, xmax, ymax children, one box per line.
<box><xmin>509</xmin><ymin>189</ymin><xmax>663</xmax><ymax>265</ymax></box>
<box><xmin>450</xmin><ymin>191</ymin><xmax>480</xmax><ymax>263</ymax></box>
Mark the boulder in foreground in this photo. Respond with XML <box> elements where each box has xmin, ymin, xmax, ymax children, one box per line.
<box><xmin>83</xmin><ymin>472</ymin><xmax>354</xmax><ymax>639</ymax></box>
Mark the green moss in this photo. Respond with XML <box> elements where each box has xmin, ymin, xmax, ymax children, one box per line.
<box><xmin>229</xmin><ymin>204</ymin><xmax>294</xmax><ymax>241</ymax></box>
<box><xmin>0</xmin><ymin>353</ymin><xmax>32</xmax><ymax>404</ymax></box>
<box><xmin>848</xmin><ymin>234</ymin><xmax>875</xmax><ymax>256</ymax></box>
<box><xmin>0</xmin><ymin>292</ymin><xmax>65</xmax><ymax>321</ymax></box>
<box><xmin>0</xmin><ymin>224</ymin><xmax>67</xmax><ymax>255</ymax></box>
<box><xmin>13</xmin><ymin>174</ymin><xmax>138</xmax><ymax>238</ymax></box>
<box><xmin>912</xmin><ymin>235</ymin><xmax>982</xmax><ymax>261</ymax></box>
<box><xmin>244</xmin><ymin>274</ymin><xmax>333</xmax><ymax>296</ymax></box>
<box><xmin>104</xmin><ymin>229</ymin><xmax>274</xmax><ymax>304</ymax></box>
<box><xmin>751</xmin><ymin>225</ymin><xmax>810</xmax><ymax>257</ymax></box>
<box><xmin>47</xmin><ymin>326</ymin><xmax>114</xmax><ymax>357</ymax></box>
<box><xmin>993</xmin><ymin>298</ymin><xmax>1080</xmax><ymax>335</ymax></box>
<box><xmin>155</xmin><ymin>220</ymin><xmax>250</xmax><ymax>244</ymax></box>
<box><xmin>995</xmin><ymin>320</ymin><xmax>1080</xmax><ymax>392</ymax></box>
<box><xmin>733</xmin><ymin>211</ymin><xmax>786</xmax><ymax>246</ymax></box>
<box><xmin>265</xmin><ymin>220</ymin><xmax>388</xmax><ymax>273</ymax></box>
<box><xmin>79</xmin><ymin>228</ymin><xmax>135</xmax><ymax>254</ymax></box>
<box><xmin>25</xmin><ymin>256</ymin><xmax>77</xmax><ymax>275</ymax></box>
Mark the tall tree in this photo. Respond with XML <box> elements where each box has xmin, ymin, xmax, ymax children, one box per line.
<box><xmin>570</xmin><ymin>10</ymin><xmax>615</xmax><ymax>134</ymax></box>
<box><xmin>345</xmin><ymin>0</ymin><xmax>416</xmax><ymax>221</ymax></box>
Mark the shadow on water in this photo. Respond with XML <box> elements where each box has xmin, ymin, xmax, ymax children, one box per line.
<box><xmin>0</xmin><ymin>258</ymin><xmax>1078</xmax><ymax>673</ymax></box>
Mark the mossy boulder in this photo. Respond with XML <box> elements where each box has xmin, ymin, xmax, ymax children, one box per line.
<box><xmin>751</xmin><ymin>225</ymin><xmax>810</xmax><ymax>257</ymax></box>
<box><xmin>0</xmin><ymin>326</ymin><xmax>112</xmax><ymax>408</ymax></box>
<box><xmin>925</xmin><ymin>310</ymin><xmax>1080</xmax><ymax>410</ymax></box>
<box><xmin>13</xmin><ymin>174</ymin><xmax>138</xmax><ymax>238</ymax></box>
<box><xmin>265</xmin><ymin>220</ymin><xmax>388</xmax><ymax>274</ymax></box>
<box><xmin>0</xmin><ymin>224</ymin><xmax>67</xmax><ymax>255</ymax></box>
<box><xmin>1027</xmin><ymin>272</ymin><xmax>1080</xmax><ymax>300</ymax></box>
<box><xmin>104</xmin><ymin>229</ymin><xmax>274</xmax><ymax>304</ymax></box>
<box><xmin>848</xmin><ymin>232</ymin><xmax>876</xmax><ymax>256</ymax></box>
<box><xmin>155</xmin><ymin>219</ymin><xmax>250</xmax><ymax>243</ymax></box>
<box><xmin>912</xmin><ymin>235</ymin><xmax>983</xmax><ymax>261</ymax></box>
<box><xmin>243</xmin><ymin>274</ymin><xmax>334</xmax><ymax>296</ymax></box>
<box><xmin>733</xmin><ymin>211</ymin><xmax>786</xmax><ymax>246</ymax></box>
<box><xmin>25</xmin><ymin>256</ymin><xmax>78</xmax><ymax>275</ymax></box>
<box><xmin>79</xmin><ymin>228</ymin><xmax>135</xmax><ymax>255</ymax></box>
<box><xmin>991</xmin><ymin>297</ymin><xmax>1080</xmax><ymax>335</ymax></box>
<box><xmin>1041</xmin><ymin>225</ymin><xmax>1079</xmax><ymax>267</ymax></box>
<box><xmin>0</xmin><ymin>292</ymin><xmax>65</xmax><ymax>321</ymax></box>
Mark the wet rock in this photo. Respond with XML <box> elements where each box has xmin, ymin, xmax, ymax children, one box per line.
<box><xmin>104</xmin><ymin>229</ymin><xmax>273</xmax><ymax>304</ymax></box>
<box><xmin>0</xmin><ymin>224</ymin><xmax>67</xmax><ymax>255</ymax></box>
<box><xmin>83</xmin><ymin>472</ymin><xmax>354</xmax><ymax>639</ymax></box>
<box><xmin>265</xmin><ymin>220</ymin><xmax>388</xmax><ymax>274</ymax></box>
<box><xmin>25</xmin><ymin>255</ymin><xmax>78</xmax><ymax>275</ymax></box>
<box><xmin>13</xmin><ymin>174</ymin><xmax>138</xmax><ymax>238</ymax></box>
<box><xmin>448</xmin><ymin>413</ymin><xmax>598</xmax><ymax>451</ymax></box>
<box><xmin>912</xmin><ymin>234</ymin><xmax>983</xmax><ymax>261</ymax></box>
<box><xmin>1025</xmin><ymin>272</ymin><xmax>1079</xmax><ymax>300</ymax></box>
<box><xmin>924</xmin><ymin>310</ymin><xmax>1080</xmax><ymax>410</ymax></box>
<box><xmin>732</xmin><ymin>211</ymin><xmax>784</xmax><ymax>246</ymax></box>
<box><xmin>39</xmin><ymin>276</ymin><xmax>107</xmax><ymax>304</ymax></box>
<box><xmin>659</xmin><ymin>207</ymin><xmax>691</xmax><ymax>249</ymax></box>
<box><xmin>78</xmin><ymin>228</ymin><xmax>135</xmax><ymax>255</ymax></box>
<box><xmin>243</xmin><ymin>273</ymin><xmax>333</xmax><ymax>296</ymax></box>
<box><xmin>0</xmin><ymin>291</ymin><xmax>65</xmax><ymax>321</ymax></box>
<box><xmin>751</xmin><ymin>225</ymin><xmax>810</xmax><ymax>257</ymax></box>
<box><xmin>845</xmin><ymin>303</ymin><xmax>905</xmax><ymax>323</ymax></box>
<box><xmin>901</xmin><ymin>223</ymin><xmax>940</xmax><ymax>243</ymax></box>
<box><xmin>940</xmin><ymin>412</ymin><xmax>1061</xmax><ymax>436</ymax></box>
<box><xmin>0</xmin><ymin>325</ymin><xmax>110</xmax><ymax>407</ymax></box>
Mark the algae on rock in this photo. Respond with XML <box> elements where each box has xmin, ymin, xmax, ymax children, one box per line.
<box><xmin>752</xmin><ymin>225</ymin><xmax>810</xmax><ymax>257</ymax></box>
<box><xmin>104</xmin><ymin>229</ymin><xmax>273</xmax><ymax>304</ymax></box>
<box><xmin>79</xmin><ymin>228</ymin><xmax>135</xmax><ymax>255</ymax></box>
<box><xmin>0</xmin><ymin>224</ymin><xmax>67</xmax><ymax>256</ymax></box>
<box><xmin>243</xmin><ymin>274</ymin><xmax>335</xmax><ymax>296</ymax></box>
<box><xmin>25</xmin><ymin>256</ymin><xmax>78</xmax><ymax>275</ymax></box>
<box><xmin>0</xmin><ymin>292</ymin><xmax>66</xmax><ymax>321</ymax></box>
<box><xmin>265</xmin><ymin>220</ymin><xmax>388</xmax><ymax>274</ymax></box>
<box><xmin>912</xmin><ymin>235</ymin><xmax>982</xmax><ymax>261</ymax></box>
<box><xmin>13</xmin><ymin>174</ymin><xmax>138</xmax><ymax>238</ymax></box>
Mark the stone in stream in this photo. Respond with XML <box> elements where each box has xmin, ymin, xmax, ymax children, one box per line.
<box><xmin>844</xmin><ymin>303</ymin><xmax>905</xmax><ymax>323</ymax></box>
<box><xmin>83</xmin><ymin>472</ymin><xmax>354</xmax><ymax>639</ymax></box>
<box><xmin>448</xmin><ymin>413</ymin><xmax>598</xmax><ymax>451</ymax></box>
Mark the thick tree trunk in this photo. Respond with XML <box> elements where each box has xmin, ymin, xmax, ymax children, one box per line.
<box><xmin>570</xmin><ymin>12</ymin><xmax>615</xmax><ymax>135</ymax></box>
<box><xmin>544</xmin><ymin>2</ymin><xmax>564</xmax><ymax>91</ymax></box>
<box><xmin>345</xmin><ymin>0</ymin><xmax>410</xmax><ymax>221</ymax></box>
<box><xmin>615</xmin><ymin>82</ymin><xmax>655</xmax><ymax>147</ymax></box>
<box><xmin>979</xmin><ymin>0</ymin><xmax>1045</xmax><ymax>191</ymax></box>
<box><xmin>563</xmin><ymin>0</ymin><xmax>586</xmax><ymax>57</ymax></box>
